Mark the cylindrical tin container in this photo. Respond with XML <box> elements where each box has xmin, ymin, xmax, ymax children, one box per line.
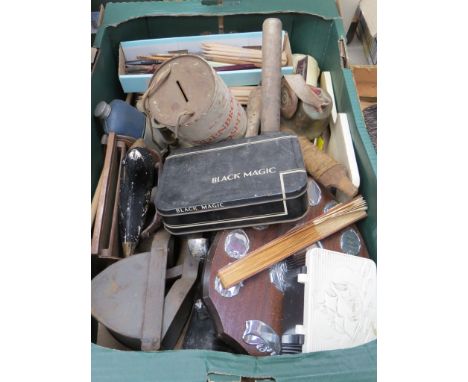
<box><xmin>142</xmin><ymin>55</ymin><xmax>247</xmax><ymax>147</ymax></box>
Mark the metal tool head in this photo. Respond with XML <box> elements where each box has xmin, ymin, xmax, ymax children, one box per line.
<box><xmin>242</xmin><ymin>320</ymin><xmax>281</xmax><ymax>355</ymax></box>
<box><xmin>187</xmin><ymin>237</ymin><xmax>209</xmax><ymax>261</ymax></box>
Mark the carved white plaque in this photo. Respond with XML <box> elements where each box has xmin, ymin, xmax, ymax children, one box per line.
<box><xmin>299</xmin><ymin>248</ymin><xmax>377</xmax><ymax>352</ymax></box>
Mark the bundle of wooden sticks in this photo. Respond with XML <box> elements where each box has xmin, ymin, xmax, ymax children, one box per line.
<box><xmin>217</xmin><ymin>196</ymin><xmax>368</xmax><ymax>289</ymax></box>
<box><xmin>128</xmin><ymin>53</ymin><xmax>261</xmax><ymax>75</ymax></box>
<box><xmin>201</xmin><ymin>43</ymin><xmax>288</xmax><ymax>67</ymax></box>
<box><xmin>126</xmin><ymin>42</ymin><xmax>288</xmax><ymax>74</ymax></box>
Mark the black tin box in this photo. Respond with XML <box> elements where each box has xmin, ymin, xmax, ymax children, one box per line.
<box><xmin>156</xmin><ymin>132</ymin><xmax>308</xmax><ymax>234</ymax></box>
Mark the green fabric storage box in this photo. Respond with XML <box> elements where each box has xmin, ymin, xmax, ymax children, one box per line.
<box><xmin>91</xmin><ymin>1</ymin><xmax>377</xmax><ymax>381</ymax></box>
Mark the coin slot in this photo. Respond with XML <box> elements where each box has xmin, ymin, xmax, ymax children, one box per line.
<box><xmin>176</xmin><ymin>80</ymin><xmax>189</xmax><ymax>102</ymax></box>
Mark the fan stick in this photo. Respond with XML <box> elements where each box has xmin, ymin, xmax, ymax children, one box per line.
<box><xmin>217</xmin><ymin>197</ymin><xmax>367</xmax><ymax>289</ymax></box>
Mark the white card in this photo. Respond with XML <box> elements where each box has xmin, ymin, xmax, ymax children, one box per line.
<box><xmin>327</xmin><ymin>113</ymin><xmax>360</xmax><ymax>201</ymax></box>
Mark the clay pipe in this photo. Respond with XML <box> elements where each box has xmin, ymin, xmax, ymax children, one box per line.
<box><xmin>282</xmin><ymin>127</ymin><xmax>358</xmax><ymax>199</ymax></box>
<box><xmin>260</xmin><ymin>18</ymin><xmax>282</xmax><ymax>133</ymax></box>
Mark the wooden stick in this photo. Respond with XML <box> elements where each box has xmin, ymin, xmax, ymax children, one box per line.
<box><xmin>217</xmin><ymin>197</ymin><xmax>367</xmax><ymax>289</ymax></box>
<box><xmin>202</xmin><ymin>43</ymin><xmax>286</xmax><ymax>60</ymax></box>
<box><xmin>215</xmin><ymin>64</ymin><xmax>258</xmax><ymax>72</ymax></box>
<box><xmin>203</xmin><ymin>45</ymin><xmax>286</xmax><ymax>57</ymax></box>
<box><xmin>149</xmin><ymin>53</ymin><xmax>177</xmax><ymax>57</ymax></box>
<box><xmin>203</xmin><ymin>55</ymin><xmax>262</xmax><ymax>67</ymax></box>
<box><xmin>202</xmin><ymin>52</ymin><xmax>261</xmax><ymax>61</ymax></box>
<box><xmin>91</xmin><ymin>133</ymin><xmax>118</xmax><ymax>255</ymax></box>
<box><xmin>203</xmin><ymin>53</ymin><xmax>287</xmax><ymax>66</ymax></box>
<box><xmin>136</xmin><ymin>55</ymin><xmax>175</xmax><ymax>62</ymax></box>
<box><xmin>203</xmin><ymin>46</ymin><xmax>261</xmax><ymax>53</ymax></box>
<box><xmin>229</xmin><ymin>86</ymin><xmax>256</xmax><ymax>95</ymax></box>
<box><xmin>202</xmin><ymin>43</ymin><xmax>263</xmax><ymax>52</ymax></box>
<box><xmin>202</xmin><ymin>52</ymin><xmax>263</xmax><ymax>63</ymax></box>
<box><xmin>202</xmin><ymin>42</ymin><xmax>287</xmax><ymax>65</ymax></box>
<box><xmin>261</xmin><ymin>18</ymin><xmax>283</xmax><ymax>133</ymax></box>
<box><xmin>206</xmin><ymin>60</ymin><xmax>238</xmax><ymax>67</ymax></box>
<box><xmin>202</xmin><ymin>47</ymin><xmax>263</xmax><ymax>58</ymax></box>
<box><xmin>91</xmin><ymin>169</ymin><xmax>105</xmax><ymax>227</ymax></box>
<box><xmin>245</xmin><ymin>86</ymin><xmax>262</xmax><ymax>137</ymax></box>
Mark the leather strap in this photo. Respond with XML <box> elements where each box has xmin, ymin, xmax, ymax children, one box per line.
<box><xmin>284</xmin><ymin>74</ymin><xmax>325</xmax><ymax>111</ymax></box>
<box><xmin>140</xmin><ymin>230</ymin><xmax>171</xmax><ymax>351</ymax></box>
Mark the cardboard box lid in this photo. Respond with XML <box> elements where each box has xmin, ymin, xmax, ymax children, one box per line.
<box><xmin>92</xmin><ymin>340</ymin><xmax>377</xmax><ymax>381</ymax></box>
<box><xmin>93</xmin><ymin>0</ymin><xmax>342</xmax><ymax>48</ymax></box>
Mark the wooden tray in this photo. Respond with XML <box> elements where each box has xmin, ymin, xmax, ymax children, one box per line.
<box><xmin>202</xmin><ymin>179</ymin><xmax>368</xmax><ymax>356</ymax></box>
<box><xmin>91</xmin><ymin>134</ymin><xmax>162</xmax><ymax>260</ymax></box>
